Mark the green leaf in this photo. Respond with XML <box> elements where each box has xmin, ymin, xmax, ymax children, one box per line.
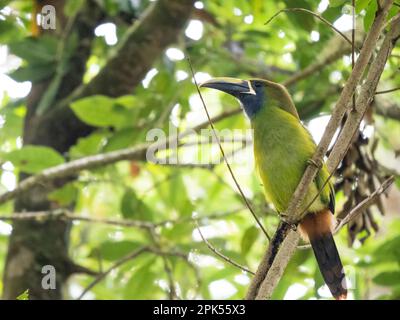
<box><xmin>92</xmin><ymin>240</ymin><xmax>143</xmax><ymax>261</ymax></box>
<box><xmin>8</xmin><ymin>36</ymin><xmax>58</xmax><ymax>65</ymax></box>
<box><xmin>373</xmin><ymin>272</ymin><xmax>400</xmax><ymax>286</ymax></box>
<box><xmin>115</xmin><ymin>95</ymin><xmax>138</xmax><ymax>108</ymax></box>
<box><xmin>3</xmin><ymin>145</ymin><xmax>65</xmax><ymax>174</ymax></box>
<box><xmin>364</xmin><ymin>0</ymin><xmax>378</xmax><ymax>32</ymax></box>
<box><xmin>9</xmin><ymin>64</ymin><xmax>55</xmax><ymax>83</ymax></box>
<box><xmin>48</xmin><ymin>183</ymin><xmax>78</xmax><ymax>205</ymax></box>
<box><xmin>0</xmin><ymin>103</ymin><xmax>24</xmax><ymax>140</ymax></box>
<box><xmin>70</xmin><ymin>95</ymin><xmax>132</xmax><ymax>128</ymax></box>
<box><xmin>120</xmin><ymin>189</ymin><xmax>139</xmax><ymax>219</ymax></box>
<box><xmin>395</xmin><ymin>177</ymin><xmax>400</xmax><ymax>190</ymax></box>
<box><xmin>387</xmin><ymin>5</ymin><xmax>400</xmax><ymax>22</ymax></box>
<box><xmin>240</xmin><ymin>226</ymin><xmax>259</xmax><ymax>256</ymax></box>
<box><xmin>69</xmin><ymin>132</ymin><xmax>107</xmax><ymax>159</ymax></box>
<box><xmin>314</xmin><ymin>265</ymin><xmax>325</xmax><ymax>297</ymax></box>
<box><xmin>321</xmin><ymin>5</ymin><xmax>343</xmax><ymax>22</ymax></box>
<box><xmin>283</xmin><ymin>0</ymin><xmax>315</xmax><ymax>32</ymax></box>
<box><xmin>250</xmin><ymin>0</ymin><xmax>263</xmax><ymax>19</ymax></box>
<box><xmin>355</xmin><ymin>0</ymin><xmax>371</xmax><ymax>14</ymax></box>
<box><xmin>120</xmin><ymin>189</ymin><xmax>153</xmax><ymax>220</ymax></box>
<box><xmin>16</xmin><ymin>289</ymin><xmax>29</xmax><ymax>300</ymax></box>
<box><xmin>0</xmin><ymin>0</ymin><xmax>13</xmax><ymax>8</ymax></box>
<box><xmin>124</xmin><ymin>260</ymin><xmax>160</xmax><ymax>299</ymax></box>
<box><xmin>0</xmin><ymin>18</ymin><xmax>23</xmax><ymax>43</ymax></box>
<box><xmin>64</xmin><ymin>0</ymin><xmax>85</xmax><ymax>16</ymax></box>
<box><xmin>329</xmin><ymin>0</ymin><xmax>347</xmax><ymax>7</ymax></box>
<box><xmin>102</xmin><ymin>127</ymin><xmax>137</xmax><ymax>152</ymax></box>
<box><xmin>157</xmin><ymin>174</ymin><xmax>194</xmax><ymax>217</ymax></box>
<box><xmin>374</xmin><ymin>235</ymin><xmax>400</xmax><ymax>263</ymax></box>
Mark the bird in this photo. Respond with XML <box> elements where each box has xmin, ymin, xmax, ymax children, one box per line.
<box><xmin>200</xmin><ymin>77</ymin><xmax>347</xmax><ymax>300</ymax></box>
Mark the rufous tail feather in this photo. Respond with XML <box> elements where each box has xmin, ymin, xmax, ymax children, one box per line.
<box><xmin>299</xmin><ymin>209</ymin><xmax>347</xmax><ymax>300</ymax></box>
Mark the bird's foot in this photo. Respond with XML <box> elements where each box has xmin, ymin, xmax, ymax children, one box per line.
<box><xmin>307</xmin><ymin>158</ymin><xmax>322</xmax><ymax>169</ymax></box>
<box><xmin>279</xmin><ymin>213</ymin><xmax>298</xmax><ymax>231</ymax></box>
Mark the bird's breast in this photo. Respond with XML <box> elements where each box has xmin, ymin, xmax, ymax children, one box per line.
<box><xmin>251</xmin><ymin>107</ymin><xmax>321</xmax><ymax>213</ymax></box>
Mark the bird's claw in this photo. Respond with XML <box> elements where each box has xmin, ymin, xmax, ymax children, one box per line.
<box><xmin>307</xmin><ymin>158</ymin><xmax>322</xmax><ymax>169</ymax></box>
<box><xmin>279</xmin><ymin>213</ymin><xmax>298</xmax><ymax>231</ymax></box>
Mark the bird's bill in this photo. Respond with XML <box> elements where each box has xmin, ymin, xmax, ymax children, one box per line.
<box><xmin>199</xmin><ymin>77</ymin><xmax>256</xmax><ymax>95</ymax></box>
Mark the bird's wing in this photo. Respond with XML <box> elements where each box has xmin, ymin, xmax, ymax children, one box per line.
<box><xmin>315</xmin><ymin>165</ymin><xmax>335</xmax><ymax>215</ymax></box>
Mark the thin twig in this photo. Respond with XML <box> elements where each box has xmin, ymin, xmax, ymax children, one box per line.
<box><xmin>335</xmin><ymin>176</ymin><xmax>394</xmax><ymax>232</ymax></box>
<box><xmin>265</xmin><ymin>8</ymin><xmax>353</xmax><ymax>47</ymax></box>
<box><xmin>77</xmin><ymin>246</ymin><xmax>149</xmax><ymax>300</ymax></box>
<box><xmin>161</xmin><ymin>256</ymin><xmax>177</xmax><ymax>299</ymax></box>
<box><xmin>0</xmin><ymin>207</ymin><xmax>244</xmax><ymax>229</ymax></box>
<box><xmin>188</xmin><ymin>57</ymin><xmax>271</xmax><ymax>241</ymax></box>
<box><xmin>375</xmin><ymin>87</ymin><xmax>400</xmax><ymax>95</ymax></box>
<box><xmin>195</xmin><ymin>222</ymin><xmax>255</xmax><ymax>275</ymax></box>
<box><xmin>77</xmin><ymin>246</ymin><xmax>193</xmax><ymax>300</ymax></box>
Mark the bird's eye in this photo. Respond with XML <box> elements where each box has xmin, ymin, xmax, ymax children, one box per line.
<box><xmin>254</xmin><ymin>82</ymin><xmax>262</xmax><ymax>88</ymax></box>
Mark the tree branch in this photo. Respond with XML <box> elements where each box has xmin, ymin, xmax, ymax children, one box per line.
<box><xmin>195</xmin><ymin>222</ymin><xmax>255</xmax><ymax>275</ymax></box>
<box><xmin>335</xmin><ymin>176</ymin><xmax>394</xmax><ymax>232</ymax></box>
<box><xmin>0</xmin><ymin>206</ymin><xmax>244</xmax><ymax>230</ymax></box>
<box><xmin>328</xmin><ymin>13</ymin><xmax>400</xmax><ymax>173</ymax></box>
<box><xmin>375</xmin><ymin>86</ymin><xmax>400</xmax><ymax>95</ymax></box>
<box><xmin>76</xmin><ymin>0</ymin><xmax>195</xmax><ymax>98</ymax></box>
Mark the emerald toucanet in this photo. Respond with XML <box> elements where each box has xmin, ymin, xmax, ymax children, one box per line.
<box><xmin>200</xmin><ymin>77</ymin><xmax>347</xmax><ymax>300</ymax></box>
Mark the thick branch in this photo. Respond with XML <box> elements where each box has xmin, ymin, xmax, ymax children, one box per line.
<box><xmin>254</xmin><ymin>176</ymin><xmax>395</xmax><ymax>299</ymax></box>
<box><xmin>76</xmin><ymin>0</ymin><xmax>195</xmax><ymax>98</ymax></box>
<box><xmin>246</xmin><ymin>221</ymin><xmax>292</xmax><ymax>299</ymax></box>
<box><xmin>328</xmin><ymin>14</ymin><xmax>400</xmax><ymax>172</ymax></box>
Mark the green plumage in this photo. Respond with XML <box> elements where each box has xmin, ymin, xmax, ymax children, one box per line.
<box><xmin>201</xmin><ymin>78</ymin><xmax>347</xmax><ymax>300</ymax></box>
<box><xmin>252</xmin><ymin>103</ymin><xmax>333</xmax><ymax>216</ymax></box>
<box><xmin>200</xmin><ymin>77</ymin><xmax>345</xmax><ymax>299</ymax></box>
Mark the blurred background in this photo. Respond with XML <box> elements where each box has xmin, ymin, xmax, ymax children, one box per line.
<box><xmin>0</xmin><ymin>0</ymin><xmax>399</xmax><ymax>300</ymax></box>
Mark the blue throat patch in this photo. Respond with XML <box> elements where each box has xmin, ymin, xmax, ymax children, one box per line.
<box><xmin>238</xmin><ymin>86</ymin><xmax>265</xmax><ymax>119</ymax></box>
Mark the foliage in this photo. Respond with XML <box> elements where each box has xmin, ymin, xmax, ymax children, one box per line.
<box><xmin>0</xmin><ymin>0</ymin><xmax>399</xmax><ymax>300</ymax></box>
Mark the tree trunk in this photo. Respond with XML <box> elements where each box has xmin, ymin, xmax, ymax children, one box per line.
<box><xmin>2</xmin><ymin>0</ymin><xmax>194</xmax><ymax>299</ymax></box>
